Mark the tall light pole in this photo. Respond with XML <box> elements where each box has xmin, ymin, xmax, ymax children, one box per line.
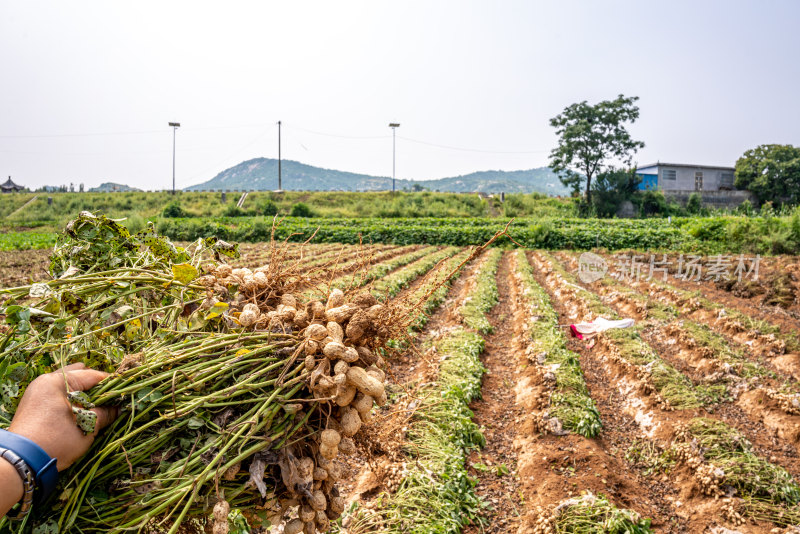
<box><xmin>277</xmin><ymin>120</ymin><xmax>282</xmax><ymax>191</ymax></box>
<box><xmin>389</xmin><ymin>123</ymin><xmax>400</xmax><ymax>192</ymax></box>
<box><xmin>169</xmin><ymin>122</ymin><xmax>180</xmax><ymax>194</ymax></box>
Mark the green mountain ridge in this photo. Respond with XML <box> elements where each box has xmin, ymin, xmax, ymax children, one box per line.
<box><xmin>184</xmin><ymin>158</ymin><xmax>568</xmax><ymax>195</ymax></box>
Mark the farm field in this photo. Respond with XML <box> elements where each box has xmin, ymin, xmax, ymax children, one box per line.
<box><xmin>2</xmin><ymin>190</ymin><xmax>800</xmax><ymax>255</ymax></box>
<box><xmin>2</xmin><ymin>227</ymin><xmax>800</xmax><ymax>533</ymax></box>
<box><xmin>0</xmin><ymin>190</ymin><xmax>572</xmax><ymax>225</ymax></box>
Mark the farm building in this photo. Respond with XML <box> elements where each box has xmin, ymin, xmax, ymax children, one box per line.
<box><xmin>635</xmin><ymin>162</ymin><xmax>736</xmax><ymax>192</ymax></box>
<box><xmin>1</xmin><ymin>176</ymin><xmax>25</xmax><ymax>193</ymax></box>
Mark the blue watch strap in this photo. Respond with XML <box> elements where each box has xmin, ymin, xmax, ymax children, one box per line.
<box><xmin>0</xmin><ymin>429</ymin><xmax>58</xmax><ymax>505</ymax></box>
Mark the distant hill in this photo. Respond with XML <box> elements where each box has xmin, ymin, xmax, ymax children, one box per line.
<box><xmin>184</xmin><ymin>158</ymin><xmax>568</xmax><ymax>195</ymax></box>
<box><xmin>89</xmin><ymin>182</ymin><xmax>141</xmax><ymax>193</ymax></box>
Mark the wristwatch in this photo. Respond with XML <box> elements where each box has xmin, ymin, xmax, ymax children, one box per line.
<box><xmin>0</xmin><ymin>429</ymin><xmax>59</xmax><ymax>519</ymax></box>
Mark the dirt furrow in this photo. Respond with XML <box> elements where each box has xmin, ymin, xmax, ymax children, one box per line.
<box><xmin>531</xmin><ymin>250</ymin><xmax>800</xmax><ymax>533</ymax></box>
<box><xmin>454</xmin><ymin>251</ymin><xmax>669</xmax><ymax>533</ymax></box>
<box><xmin>463</xmin><ymin>251</ymin><xmax>524</xmax><ymax>533</ymax></box>
<box><xmin>526</xmin><ymin>251</ymin><xmax>689</xmax><ymax>532</ymax></box>
<box><xmin>660</xmin><ymin>254</ymin><xmax>800</xmax><ymax>327</ymax></box>
<box><xmin>590</xmin><ymin>251</ymin><xmax>800</xmax><ymax>379</ymax></box>
<box><xmin>338</xmin><ymin>250</ymin><xmax>485</xmax><ymax>518</ymax></box>
<box><xmin>555</xmin><ymin>251</ymin><xmax>800</xmax><ymax>451</ymax></box>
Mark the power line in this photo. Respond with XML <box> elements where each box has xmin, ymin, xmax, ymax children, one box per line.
<box><xmin>0</xmin><ymin>123</ymin><xmax>270</xmax><ymax>139</ymax></box>
<box><xmin>182</xmin><ymin>128</ymin><xmax>276</xmax><ymax>184</ymax></box>
<box><xmin>0</xmin><ymin>129</ymin><xmax>166</xmax><ymax>139</ymax></box>
<box><xmin>0</xmin><ymin>123</ymin><xmax>550</xmax><ymax>156</ymax></box>
<box><xmin>284</xmin><ymin>124</ymin><xmax>390</xmax><ymax>140</ymax></box>
<box><xmin>397</xmin><ymin>135</ymin><xmax>549</xmax><ymax>154</ymax></box>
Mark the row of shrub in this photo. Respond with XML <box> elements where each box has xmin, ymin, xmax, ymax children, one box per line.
<box><xmin>6</xmin><ymin>208</ymin><xmax>800</xmax><ymax>254</ymax></box>
<box><xmin>154</xmin><ymin>217</ymin><xmax>692</xmax><ymax>251</ymax></box>
<box><xmin>162</xmin><ymin>200</ymin><xmax>312</xmax><ymax>218</ymax></box>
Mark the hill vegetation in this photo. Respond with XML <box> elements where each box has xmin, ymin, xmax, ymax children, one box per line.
<box><xmin>0</xmin><ymin>190</ymin><xmax>576</xmax><ymax>231</ymax></box>
<box><xmin>184</xmin><ymin>158</ymin><xmax>569</xmax><ymax>194</ymax></box>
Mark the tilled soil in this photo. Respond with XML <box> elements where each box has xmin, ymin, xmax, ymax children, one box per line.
<box><xmin>599</xmin><ymin>252</ymin><xmax>800</xmax><ymax>352</ymax></box>
<box><xmin>300</xmin><ymin>244</ymin><xmax>423</xmax><ymax>293</ymax></box>
<box><xmin>559</xmin><ymin>250</ymin><xmax>800</xmax><ymax>379</ymax></box>
<box><xmin>530</xmin><ymin>250</ymin><xmax>797</xmax><ymax>533</ymax></box>
<box><xmin>528</xmin><ymin>251</ymin><xmax>689</xmax><ymax>532</ymax></box>
<box><xmin>554</xmin><ymin>252</ymin><xmax>800</xmax><ymax>475</ymax></box>
<box><xmin>0</xmin><ymin>249</ymin><xmax>50</xmax><ymax>287</ymax></box>
<box><xmin>463</xmin><ymin>252</ymin><xmax>524</xmax><ymax>533</ymax></box>
<box><xmin>337</xmin><ymin>251</ymin><xmax>487</xmax><ymax>523</ymax></box>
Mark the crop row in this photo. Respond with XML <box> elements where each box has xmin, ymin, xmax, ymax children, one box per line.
<box><xmin>534</xmin><ymin>251</ymin><xmax>800</xmax><ymax>528</ymax></box>
<box><xmin>457</xmin><ymin>249</ymin><xmax>502</xmax><ymax>334</ymax></box>
<box><xmin>536</xmin><ymin>251</ymin><xmax>723</xmax><ymax>410</ymax></box>
<box><xmin>370</xmin><ymin>247</ymin><xmax>460</xmax><ymax>300</ymax></box>
<box><xmin>6</xmin><ymin>214</ymin><xmax>798</xmax><ymax>253</ymax></box>
<box><xmin>625</xmin><ymin>265</ymin><xmax>800</xmax><ymax>354</ymax></box>
<box><xmin>154</xmin><ymin>217</ymin><xmax>691</xmax><ymax>250</ymax></box>
<box><xmin>352</xmin><ymin>330</ymin><xmax>486</xmax><ymax>533</ymax></box>
<box><xmin>327</xmin><ymin>246</ymin><xmax>436</xmax><ymax>293</ymax></box>
<box><xmin>515</xmin><ymin>250</ymin><xmax>602</xmax><ymax>437</ymax></box>
<box><xmin>0</xmin><ymin>232</ymin><xmax>57</xmax><ymax>251</ymax></box>
<box><xmin>350</xmin><ymin>250</ymin><xmax>489</xmax><ymax>531</ymax></box>
<box><xmin>402</xmin><ymin>249</ymin><xmax>474</xmax><ymax>332</ymax></box>
<box><xmin>559</xmin><ymin>252</ymin><xmax>797</xmax><ymax>391</ymax></box>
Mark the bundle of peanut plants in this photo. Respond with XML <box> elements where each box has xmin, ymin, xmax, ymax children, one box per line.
<box><xmin>0</xmin><ymin>212</ymin><xmax>451</xmax><ymax>534</ymax></box>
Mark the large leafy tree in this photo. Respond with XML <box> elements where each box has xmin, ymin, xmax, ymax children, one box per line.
<box><xmin>591</xmin><ymin>167</ymin><xmax>640</xmax><ymax>217</ymax></box>
<box><xmin>735</xmin><ymin>144</ymin><xmax>800</xmax><ymax>204</ymax></box>
<box><xmin>549</xmin><ymin>95</ymin><xmax>645</xmax><ymax>206</ymax></box>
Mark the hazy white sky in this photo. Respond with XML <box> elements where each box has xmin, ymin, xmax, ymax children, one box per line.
<box><xmin>1</xmin><ymin>1</ymin><xmax>798</xmax><ymax>190</ymax></box>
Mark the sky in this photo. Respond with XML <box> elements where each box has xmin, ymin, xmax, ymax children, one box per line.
<box><xmin>1</xmin><ymin>0</ymin><xmax>798</xmax><ymax>191</ymax></box>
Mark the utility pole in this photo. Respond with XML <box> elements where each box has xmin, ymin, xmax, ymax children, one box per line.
<box><xmin>169</xmin><ymin>122</ymin><xmax>180</xmax><ymax>194</ymax></box>
<box><xmin>277</xmin><ymin>120</ymin><xmax>282</xmax><ymax>191</ymax></box>
<box><xmin>388</xmin><ymin>123</ymin><xmax>400</xmax><ymax>192</ymax></box>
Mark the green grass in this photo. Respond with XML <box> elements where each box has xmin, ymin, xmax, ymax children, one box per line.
<box><xmin>349</xmin><ymin>330</ymin><xmax>486</xmax><ymax>534</ymax></box>
<box><xmin>458</xmin><ymin>249</ymin><xmax>502</xmax><ymax>334</ymax></box>
<box><xmin>0</xmin><ymin>190</ymin><xmax>576</xmax><ymax>224</ymax></box>
<box><xmin>516</xmin><ymin>250</ymin><xmax>602</xmax><ymax>437</ymax></box>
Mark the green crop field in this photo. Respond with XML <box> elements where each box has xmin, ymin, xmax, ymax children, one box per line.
<box><xmin>4</xmin><ymin>190</ymin><xmax>799</xmax><ymax>254</ymax></box>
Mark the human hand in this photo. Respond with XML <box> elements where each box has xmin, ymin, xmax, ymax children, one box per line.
<box><xmin>8</xmin><ymin>363</ymin><xmax>118</xmax><ymax>471</ymax></box>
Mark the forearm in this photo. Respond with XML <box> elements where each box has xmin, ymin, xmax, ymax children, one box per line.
<box><xmin>0</xmin><ymin>456</ymin><xmax>23</xmax><ymax>517</ymax></box>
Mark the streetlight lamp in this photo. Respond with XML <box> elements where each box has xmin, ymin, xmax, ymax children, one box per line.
<box><xmin>388</xmin><ymin>123</ymin><xmax>400</xmax><ymax>192</ymax></box>
<box><xmin>169</xmin><ymin>122</ymin><xmax>180</xmax><ymax>194</ymax></box>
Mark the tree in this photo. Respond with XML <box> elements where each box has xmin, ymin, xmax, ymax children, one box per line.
<box><xmin>734</xmin><ymin>144</ymin><xmax>800</xmax><ymax>205</ymax></box>
<box><xmin>290</xmin><ymin>202</ymin><xmax>314</xmax><ymax>217</ymax></box>
<box><xmin>260</xmin><ymin>200</ymin><xmax>279</xmax><ymax>216</ymax></box>
<box><xmin>686</xmin><ymin>192</ymin><xmax>702</xmax><ymax>214</ymax></box>
<box><xmin>162</xmin><ymin>201</ymin><xmax>187</xmax><ymax>218</ymax></box>
<box><xmin>549</xmin><ymin>94</ymin><xmax>645</xmax><ymax>206</ymax></box>
<box><xmin>591</xmin><ymin>167</ymin><xmax>640</xmax><ymax>217</ymax></box>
